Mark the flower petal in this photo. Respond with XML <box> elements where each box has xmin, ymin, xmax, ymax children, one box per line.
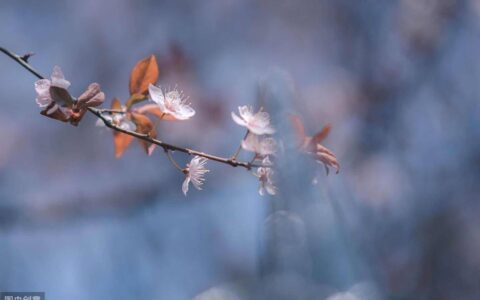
<box><xmin>186</xmin><ymin>156</ymin><xmax>209</xmax><ymax>190</ymax></box>
<box><xmin>50</xmin><ymin>66</ymin><xmax>71</xmax><ymax>89</ymax></box>
<box><xmin>238</xmin><ymin>106</ymin><xmax>253</xmax><ymax>122</ymax></box>
<box><xmin>259</xmin><ymin>186</ymin><xmax>266</xmax><ymax>196</ymax></box>
<box><xmin>86</xmin><ymin>92</ymin><xmax>105</xmax><ymax>107</ymax></box>
<box><xmin>34</xmin><ymin>79</ymin><xmax>52</xmax><ymax>108</ymax></box>
<box><xmin>260</xmin><ymin>138</ymin><xmax>277</xmax><ymax>156</ymax></box>
<box><xmin>241</xmin><ymin>133</ymin><xmax>259</xmax><ymax>153</ymax></box>
<box><xmin>231</xmin><ymin>111</ymin><xmax>247</xmax><ymax>127</ymax></box>
<box><xmin>265</xmin><ymin>182</ymin><xmax>277</xmax><ymax>195</ymax></box>
<box><xmin>35</xmin><ymin>79</ymin><xmax>51</xmax><ymax>95</ymax></box>
<box><xmin>182</xmin><ymin>176</ymin><xmax>191</xmax><ymax>196</ymax></box>
<box><xmin>137</xmin><ymin>104</ymin><xmax>178</xmax><ymax>121</ymax></box>
<box><xmin>174</xmin><ymin>105</ymin><xmax>196</xmax><ymax>120</ymax></box>
<box><xmin>148</xmin><ymin>84</ymin><xmax>166</xmax><ymax>109</ymax></box>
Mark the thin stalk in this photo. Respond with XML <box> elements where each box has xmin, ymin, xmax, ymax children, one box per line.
<box><xmin>165</xmin><ymin>150</ymin><xmax>184</xmax><ymax>172</ymax></box>
<box><xmin>232</xmin><ymin>130</ymin><xmax>249</xmax><ymax>160</ymax></box>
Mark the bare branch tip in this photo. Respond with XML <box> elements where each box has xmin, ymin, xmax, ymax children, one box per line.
<box><xmin>20</xmin><ymin>52</ymin><xmax>35</xmax><ymax>62</ymax></box>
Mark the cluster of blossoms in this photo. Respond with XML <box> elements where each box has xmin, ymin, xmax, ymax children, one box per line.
<box><xmin>33</xmin><ymin>54</ymin><xmax>338</xmax><ymax>197</ymax></box>
<box><xmin>232</xmin><ymin>106</ymin><xmax>278</xmax><ymax>195</ymax></box>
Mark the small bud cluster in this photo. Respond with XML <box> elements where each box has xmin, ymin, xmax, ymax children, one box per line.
<box><xmin>35</xmin><ymin>66</ymin><xmax>105</xmax><ymax>126</ymax></box>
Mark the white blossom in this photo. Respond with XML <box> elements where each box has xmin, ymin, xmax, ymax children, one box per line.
<box><xmin>241</xmin><ymin>133</ymin><xmax>277</xmax><ymax>156</ymax></box>
<box><xmin>96</xmin><ymin>113</ymin><xmax>136</xmax><ymax>131</ymax></box>
<box><xmin>148</xmin><ymin>84</ymin><xmax>195</xmax><ymax>120</ymax></box>
<box><xmin>182</xmin><ymin>156</ymin><xmax>209</xmax><ymax>195</ymax></box>
<box><xmin>231</xmin><ymin>106</ymin><xmax>275</xmax><ymax>135</ymax></box>
<box><xmin>254</xmin><ymin>156</ymin><xmax>277</xmax><ymax>196</ymax></box>
<box><xmin>34</xmin><ymin>66</ymin><xmax>71</xmax><ymax>108</ymax></box>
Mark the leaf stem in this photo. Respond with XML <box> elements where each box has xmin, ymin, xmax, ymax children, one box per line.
<box><xmin>165</xmin><ymin>149</ymin><xmax>184</xmax><ymax>172</ymax></box>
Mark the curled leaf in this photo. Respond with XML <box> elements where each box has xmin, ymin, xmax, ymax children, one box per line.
<box><xmin>49</xmin><ymin>86</ymin><xmax>74</xmax><ymax>107</ymax></box>
<box><xmin>77</xmin><ymin>83</ymin><xmax>105</xmax><ymax>108</ymax></box>
<box><xmin>289</xmin><ymin>114</ymin><xmax>340</xmax><ymax>175</ymax></box>
<box><xmin>129</xmin><ymin>54</ymin><xmax>159</xmax><ymax>96</ymax></box>
<box><xmin>40</xmin><ymin>103</ymin><xmax>70</xmax><ymax>122</ymax></box>
<box><xmin>315</xmin><ymin>144</ymin><xmax>340</xmax><ymax>175</ymax></box>
<box><xmin>312</xmin><ymin>124</ymin><xmax>331</xmax><ymax>145</ymax></box>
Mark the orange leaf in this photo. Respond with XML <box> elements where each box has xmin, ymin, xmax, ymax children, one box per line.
<box><xmin>114</xmin><ymin>132</ymin><xmax>134</xmax><ymax>158</ymax></box>
<box><xmin>125</xmin><ymin>93</ymin><xmax>147</xmax><ymax>108</ymax></box>
<box><xmin>136</xmin><ymin>104</ymin><xmax>177</xmax><ymax>121</ymax></box>
<box><xmin>111</xmin><ymin>97</ymin><xmax>122</xmax><ymax>110</ymax></box>
<box><xmin>138</xmin><ymin>126</ymin><xmax>156</xmax><ymax>155</ymax></box>
<box><xmin>110</xmin><ymin>98</ymin><xmax>133</xmax><ymax>157</ymax></box>
<box><xmin>289</xmin><ymin>114</ymin><xmax>307</xmax><ymax>146</ymax></box>
<box><xmin>312</xmin><ymin>124</ymin><xmax>331</xmax><ymax>145</ymax></box>
<box><xmin>131</xmin><ymin>112</ymin><xmax>156</xmax><ymax>155</ymax></box>
<box><xmin>129</xmin><ymin>55</ymin><xmax>159</xmax><ymax>96</ymax></box>
<box><xmin>315</xmin><ymin>144</ymin><xmax>340</xmax><ymax>174</ymax></box>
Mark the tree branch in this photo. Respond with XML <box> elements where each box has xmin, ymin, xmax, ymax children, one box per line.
<box><xmin>0</xmin><ymin>46</ymin><xmax>265</xmax><ymax>170</ymax></box>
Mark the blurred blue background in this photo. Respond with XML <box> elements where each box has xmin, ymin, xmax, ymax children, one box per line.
<box><xmin>1</xmin><ymin>0</ymin><xmax>480</xmax><ymax>299</ymax></box>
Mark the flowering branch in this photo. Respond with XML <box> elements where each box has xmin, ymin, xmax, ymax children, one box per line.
<box><xmin>0</xmin><ymin>46</ymin><xmax>259</xmax><ymax>170</ymax></box>
<box><xmin>1</xmin><ymin>46</ymin><xmax>339</xmax><ymax>196</ymax></box>
<box><xmin>92</xmin><ymin>107</ymin><xmax>257</xmax><ymax>169</ymax></box>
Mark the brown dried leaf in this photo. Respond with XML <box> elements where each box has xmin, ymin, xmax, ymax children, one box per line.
<box><xmin>50</xmin><ymin>86</ymin><xmax>74</xmax><ymax>107</ymax></box>
<box><xmin>86</xmin><ymin>92</ymin><xmax>105</xmax><ymax>107</ymax></box>
<box><xmin>312</xmin><ymin>124</ymin><xmax>331</xmax><ymax>145</ymax></box>
<box><xmin>40</xmin><ymin>103</ymin><xmax>70</xmax><ymax>122</ymax></box>
<box><xmin>129</xmin><ymin>55</ymin><xmax>159</xmax><ymax>96</ymax></box>
<box><xmin>289</xmin><ymin>114</ymin><xmax>340</xmax><ymax>174</ymax></box>
<box><xmin>315</xmin><ymin>144</ymin><xmax>340</xmax><ymax>175</ymax></box>
<box><xmin>77</xmin><ymin>83</ymin><xmax>105</xmax><ymax>108</ymax></box>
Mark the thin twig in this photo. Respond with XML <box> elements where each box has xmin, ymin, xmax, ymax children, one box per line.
<box><xmin>165</xmin><ymin>149</ymin><xmax>184</xmax><ymax>172</ymax></box>
<box><xmin>249</xmin><ymin>154</ymin><xmax>259</xmax><ymax>164</ymax></box>
<box><xmin>97</xmin><ymin>108</ymin><xmax>126</xmax><ymax>114</ymax></box>
<box><xmin>1</xmin><ymin>46</ymin><xmax>264</xmax><ymax>170</ymax></box>
<box><xmin>1</xmin><ymin>47</ymin><xmax>44</xmax><ymax>79</ymax></box>
<box><xmin>231</xmin><ymin>130</ymin><xmax>249</xmax><ymax>160</ymax></box>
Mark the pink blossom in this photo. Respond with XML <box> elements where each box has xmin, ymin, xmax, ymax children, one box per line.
<box><xmin>231</xmin><ymin>106</ymin><xmax>275</xmax><ymax>135</ymax></box>
<box><xmin>148</xmin><ymin>84</ymin><xmax>195</xmax><ymax>120</ymax></box>
<box><xmin>34</xmin><ymin>66</ymin><xmax>71</xmax><ymax>108</ymax></box>
<box><xmin>254</xmin><ymin>156</ymin><xmax>277</xmax><ymax>196</ymax></box>
<box><xmin>182</xmin><ymin>156</ymin><xmax>209</xmax><ymax>195</ymax></box>
<box><xmin>241</xmin><ymin>133</ymin><xmax>277</xmax><ymax>156</ymax></box>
